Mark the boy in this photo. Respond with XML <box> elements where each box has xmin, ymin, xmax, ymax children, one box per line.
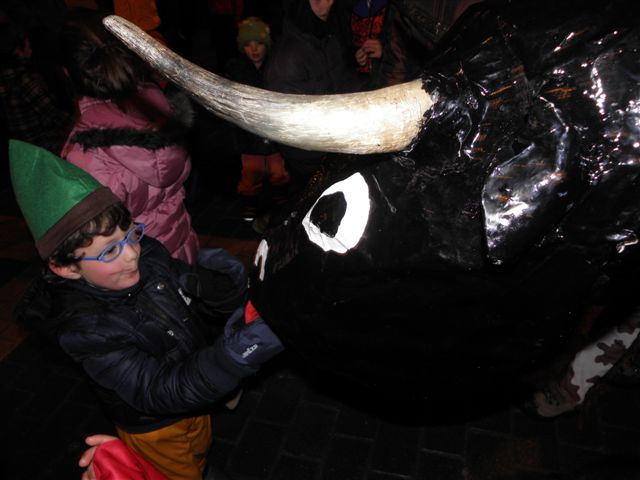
<box><xmin>225</xmin><ymin>16</ymin><xmax>289</xmax><ymax>230</ymax></box>
<box><xmin>10</xmin><ymin>140</ymin><xmax>283</xmax><ymax>480</ymax></box>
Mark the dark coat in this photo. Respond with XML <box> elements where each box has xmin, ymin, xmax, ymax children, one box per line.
<box><xmin>16</xmin><ymin>238</ymin><xmax>253</xmax><ymax>433</ymax></box>
<box><xmin>264</xmin><ymin>1</ymin><xmax>361</xmax><ymax>95</ymax></box>
<box><xmin>0</xmin><ymin>59</ymin><xmax>72</xmax><ymax>154</ymax></box>
<box><xmin>263</xmin><ymin>1</ymin><xmax>364</xmax><ymax>177</ymax></box>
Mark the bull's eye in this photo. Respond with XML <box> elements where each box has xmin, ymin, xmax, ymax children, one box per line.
<box><xmin>309</xmin><ymin>193</ymin><xmax>347</xmax><ymax>237</ymax></box>
<box><xmin>302</xmin><ymin>172</ymin><xmax>370</xmax><ymax>253</ymax></box>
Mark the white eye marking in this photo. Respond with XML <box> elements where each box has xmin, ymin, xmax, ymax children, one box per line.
<box><xmin>302</xmin><ymin>172</ymin><xmax>370</xmax><ymax>254</ymax></box>
<box><xmin>254</xmin><ymin>239</ymin><xmax>269</xmax><ymax>281</ymax></box>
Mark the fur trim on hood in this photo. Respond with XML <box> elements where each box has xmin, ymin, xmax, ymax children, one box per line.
<box><xmin>72</xmin><ymin>124</ymin><xmax>186</xmax><ymax>151</ymax></box>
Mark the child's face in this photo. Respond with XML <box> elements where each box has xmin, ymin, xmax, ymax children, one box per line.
<box><xmin>243</xmin><ymin>41</ymin><xmax>267</xmax><ymax>67</ymax></box>
<box><xmin>69</xmin><ymin>225</ymin><xmax>142</xmax><ymax>290</ymax></box>
<box><xmin>310</xmin><ymin>0</ymin><xmax>334</xmax><ymax>21</ymax></box>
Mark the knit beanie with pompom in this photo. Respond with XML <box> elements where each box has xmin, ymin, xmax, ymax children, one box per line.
<box><xmin>237</xmin><ymin>17</ymin><xmax>272</xmax><ymax>50</ymax></box>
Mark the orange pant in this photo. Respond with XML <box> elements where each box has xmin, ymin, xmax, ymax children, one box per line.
<box><xmin>237</xmin><ymin>152</ymin><xmax>290</xmax><ymax>197</ymax></box>
<box><xmin>117</xmin><ymin>415</ymin><xmax>212</xmax><ymax>480</ymax></box>
<box><xmin>113</xmin><ymin>0</ymin><xmax>161</xmax><ymax>32</ymax></box>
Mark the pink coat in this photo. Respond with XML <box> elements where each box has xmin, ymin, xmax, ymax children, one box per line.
<box><xmin>61</xmin><ymin>83</ymin><xmax>199</xmax><ymax>263</ymax></box>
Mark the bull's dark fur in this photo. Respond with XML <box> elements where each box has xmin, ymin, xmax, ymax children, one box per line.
<box><xmin>249</xmin><ymin>0</ymin><xmax>640</xmax><ymax>405</ymax></box>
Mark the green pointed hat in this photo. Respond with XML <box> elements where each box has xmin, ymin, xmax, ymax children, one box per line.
<box><xmin>9</xmin><ymin>140</ymin><xmax>120</xmax><ymax>259</ymax></box>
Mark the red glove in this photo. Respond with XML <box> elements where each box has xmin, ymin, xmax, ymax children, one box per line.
<box><xmin>244</xmin><ymin>300</ymin><xmax>260</xmax><ymax>324</ymax></box>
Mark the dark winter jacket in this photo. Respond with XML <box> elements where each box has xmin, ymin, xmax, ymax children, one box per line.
<box><xmin>264</xmin><ymin>1</ymin><xmax>361</xmax><ymax>95</ymax></box>
<box><xmin>225</xmin><ymin>54</ymin><xmax>280</xmax><ymax>156</ymax></box>
<box><xmin>16</xmin><ymin>237</ymin><xmax>282</xmax><ymax>433</ymax></box>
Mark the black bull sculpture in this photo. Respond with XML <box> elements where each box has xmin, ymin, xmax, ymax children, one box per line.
<box><xmin>105</xmin><ymin>0</ymin><xmax>640</xmax><ymax>403</ymax></box>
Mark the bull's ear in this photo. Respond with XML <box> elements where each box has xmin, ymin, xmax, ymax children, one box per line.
<box><xmin>102</xmin><ymin>15</ymin><xmax>433</xmax><ymax>155</ymax></box>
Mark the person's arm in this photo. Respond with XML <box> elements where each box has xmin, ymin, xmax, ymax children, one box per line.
<box><xmin>173</xmin><ymin>247</ymin><xmax>247</xmax><ymax>319</ymax></box>
<box><xmin>58</xmin><ymin>305</ymin><xmax>282</xmax><ymax>415</ymax></box>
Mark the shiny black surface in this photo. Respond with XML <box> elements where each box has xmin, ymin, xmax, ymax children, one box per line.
<box><xmin>251</xmin><ymin>0</ymin><xmax>640</xmax><ymax>402</ymax></box>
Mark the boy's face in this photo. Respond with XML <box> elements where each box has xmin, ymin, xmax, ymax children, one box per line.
<box><xmin>310</xmin><ymin>0</ymin><xmax>334</xmax><ymax>21</ymax></box>
<box><xmin>61</xmin><ymin>225</ymin><xmax>142</xmax><ymax>290</ymax></box>
<box><xmin>243</xmin><ymin>41</ymin><xmax>267</xmax><ymax>67</ymax></box>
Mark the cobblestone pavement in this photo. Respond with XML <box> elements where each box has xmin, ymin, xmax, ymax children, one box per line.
<box><xmin>2</xmin><ymin>186</ymin><xmax>640</xmax><ymax>480</ymax></box>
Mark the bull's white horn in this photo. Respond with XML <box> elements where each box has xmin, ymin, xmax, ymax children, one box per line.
<box><xmin>103</xmin><ymin>15</ymin><xmax>433</xmax><ymax>154</ymax></box>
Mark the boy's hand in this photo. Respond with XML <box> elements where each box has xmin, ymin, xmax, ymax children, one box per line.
<box><xmin>355</xmin><ymin>46</ymin><xmax>369</xmax><ymax>66</ymax></box>
<box><xmin>79</xmin><ymin>435</ymin><xmax>119</xmax><ymax>480</ymax></box>
<box><xmin>362</xmin><ymin>38</ymin><xmax>382</xmax><ymax>59</ymax></box>
<box><xmin>223</xmin><ymin>305</ymin><xmax>284</xmax><ymax>368</ymax></box>
<box><xmin>356</xmin><ymin>38</ymin><xmax>383</xmax><ymax>66</ymax></box>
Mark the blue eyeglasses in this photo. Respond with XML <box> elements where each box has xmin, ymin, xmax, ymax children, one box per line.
<box><xmin>76</xmin><ymin>223</ymin><xmax>145</xmax><ymax>263</ymax></box>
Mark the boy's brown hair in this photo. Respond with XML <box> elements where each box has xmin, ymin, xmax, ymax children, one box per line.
<box><xmin>48</xmin><ymin>202</ymin><xmax>132</xmax><ymax>267</ymax></box>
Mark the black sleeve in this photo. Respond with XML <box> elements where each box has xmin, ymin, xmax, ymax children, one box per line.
<box><xmin>176</xmin><ymin>248</ymin><xmax>248</xmax><ymax>322</ymax></box>
<box><xmin>59</xmin><ymin>319</ymin><xmax>255</xmax><ymax>415</ymax></box>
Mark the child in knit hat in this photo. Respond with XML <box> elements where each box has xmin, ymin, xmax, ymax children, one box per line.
<box><xmin>10</xmin><ymin>140</ymin><xmax>283</xmax><ymax>479</ymax></box>
<box><xmin>226</xmin><ymin>17</ymin><xmax>289</xmax><ymax>231</ymax></box>
<box><xmin>237</xmin><ymin>16</ymin><xmax>272</xmax><ymax>67</ymax></box>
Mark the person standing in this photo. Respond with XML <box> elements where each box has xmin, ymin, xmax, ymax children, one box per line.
<box><xmin>11</xmin><ymin>140</ymin><xmax>283</xmax><ymax>480</ymax></box>
<box><xmin>59</xmin><ymin>10</ymin><xmax>199</xmax><ymax>263</ymax></box>
<box><xmin>0</xmin><ymin>21</ymin><xmax>72</xmax><ymax>154</ymax></box>
<box><xmin>225</xmin><ymin>17</ymin><xmax>289</xmax><ymax>228</ymax></box>
<box><xmin>264</xmin><ymin>0</ymin><xmax>363</xmax><ymax>193</ymax></box>
<box><xmin>350</xmin><ymin>0</ymin><xmax>387</xmax><ymax>80</ymax></box>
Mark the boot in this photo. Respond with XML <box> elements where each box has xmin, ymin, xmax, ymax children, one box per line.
<box><xmin>239</xmin><ymin>194</ymin><xmax>259</xmax><ymax>221</ymax></box>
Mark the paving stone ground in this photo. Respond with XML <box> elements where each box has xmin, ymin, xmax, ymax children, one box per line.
<box><xmin>4</xmin><ymin>334</ymin><xmax>640</xmax><ymax>480</ymax></box>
